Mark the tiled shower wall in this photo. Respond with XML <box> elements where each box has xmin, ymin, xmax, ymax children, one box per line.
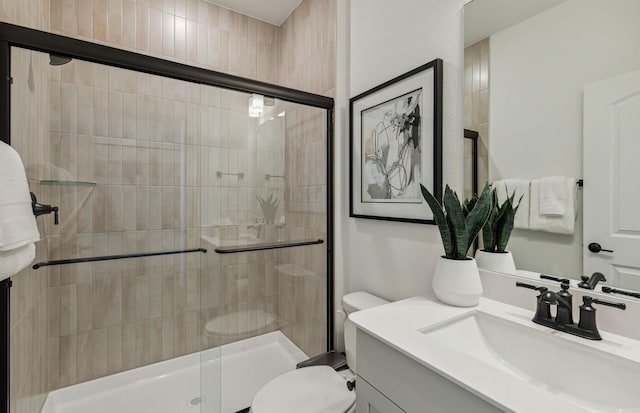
<box><xmin>277</xmin><ymin>104</ymin><xmax>328</xmax><ymax>357</ymax></box>
<box><xmin>49</xmin><ymin>0</ymin><xmax>279</xmax><ymax>84</ymax></box>
<box><xmin>0</xmin><ymin>0</ymin><xmax>49</xmax><ymax>30</ymax></box>
<box><xmin>464</xmin><ymin>38</ymin><xmax>490</xmax><ymax>198</ymax></box>
<box><xmin>276</xmin><ymin>0</ymin><xmax>335</xmax><ymax>356</ymax></box>
<box><xmin>278</xmin><ymin>0</ymin><xmax>336</xmax><ymax>97</ymax></box>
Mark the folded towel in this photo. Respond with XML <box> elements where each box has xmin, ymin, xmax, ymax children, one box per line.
<box><xmin>0</xmin><ymin>141</ymin><xmax>40</xmax><ymax>251</ymax></box>
<box><xmin>530</xmin><ymin>178</ymin><xmax>577</xmax><ymax>234</ymax></box>
<box><xmin>539</xmin><ymin>176</ymin><xmax>567</xmax><ymax>216</ymax></box>
<box><xmin>493</xmin><ymin>179</ymin><xmax>530</xmax><ymax>229</ymax></box>
<box><xmin>0</xmin><ymin>243</ymin><xmax>35</xmax><ymax>281</ymax></box>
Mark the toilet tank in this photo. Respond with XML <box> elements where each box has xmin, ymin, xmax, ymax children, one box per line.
<box><xmin>341</xmin><ymin>292</ymin><xmax>389</xmax><ymax>373</ymax></box>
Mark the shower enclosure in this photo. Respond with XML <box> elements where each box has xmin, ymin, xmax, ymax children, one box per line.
<box><xmin>1</xmin><ymin>23</ymin><xmax>333</xmax><ymax>413</ymax></box>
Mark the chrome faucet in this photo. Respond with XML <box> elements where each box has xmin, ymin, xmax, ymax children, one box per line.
<box><xmin>516</xmin><ymin>281</ymin><xmax>626</xmax><ymax>340</ymax></box>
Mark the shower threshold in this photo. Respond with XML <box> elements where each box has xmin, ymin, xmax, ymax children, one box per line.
<box><xmin>41</xmin><ymin>331</ymin><xmax>308</xmax><ymax>413</ymax></box>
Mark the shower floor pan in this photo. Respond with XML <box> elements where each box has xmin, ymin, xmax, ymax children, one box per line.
<box><xmin>41</xmin><ymin>331</ymin><xmax>307</xmax><ymax>413</ymax></box>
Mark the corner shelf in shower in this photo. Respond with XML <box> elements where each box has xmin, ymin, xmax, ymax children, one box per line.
<box><xmin>214</xmin><ymin>239</ymin><xmax>324</xmax><ymax>254</ymax></box>
<box><xmin>40</xmin><ymin>180</ymin><xmax>97</xmax><ymax>186</ymax></box>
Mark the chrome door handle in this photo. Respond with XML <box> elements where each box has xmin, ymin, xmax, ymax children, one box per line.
<box><xmin>588</xmin><ymin>242</ymin><xmax>613</xmax><ymax>253</ymax></box>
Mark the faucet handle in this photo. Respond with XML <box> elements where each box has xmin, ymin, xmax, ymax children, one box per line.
<box><xmin>589</xmin><ymin>296</ymin><xmax>626</xmax><ymax>311</ymax></box>
<box><xmin>516</xmin><ymin>282</ymin><xmax>552</xmax><ymax>321</ymax></box>
<box><xmin>578</xmin><ymin>296</ymin><xmax>626</xmax><ymax>340</ymax></box>
<box><xmin>516</xmin><ymin>281</ymin><xmax>547</xmax><ymax>292</ymax></box>
<box><xmin>540</xmin><ymin>274</ymin><xmax>571</xmax><ymax>284</ymax></box>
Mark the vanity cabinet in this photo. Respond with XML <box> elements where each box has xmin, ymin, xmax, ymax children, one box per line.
<box><xmin>356</xmin><ymin>377</ymin><xmax>406</xmax><ymax>413</ymax></box>
<box><xmin>356</xmin><ymin>329</ymin><xmax>503</xmax><ymax>413</ymax></box>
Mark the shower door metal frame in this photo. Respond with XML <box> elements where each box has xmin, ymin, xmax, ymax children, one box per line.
<box><xmin>0</xmin><ymin>21</ymin><xmax>335</xmax><ymax>413</ymax></box>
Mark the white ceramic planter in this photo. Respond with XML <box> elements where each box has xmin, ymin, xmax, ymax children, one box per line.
<box><xmin>474</xmin><ymin>250</ymin><xmax>517</xmax><ymax>275</ymax></box>
<box><xmin>432</xmin><ymin>256</ymin><xmax>483</xmax><ymax>307</ymax></box>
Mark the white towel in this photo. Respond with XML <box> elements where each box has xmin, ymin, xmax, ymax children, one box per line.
<box><xmin>0</xmin><ymin>141</ymin><xmax>40</xmax><ymax>252</ymax></box>
<box><xmin>539</xmin><ymin>176</ymin><xmax>567</xmax><ymax>215</ymax></box>
<box><xmin>0</xmin><ymin>243</ymin><xmax>35</xmax><ymax>281</ymax></box>
<box><xmin>530</xmin><ymin>178</ymin><xmax>577</xmax><ymax>234</ymax></box>
<box><xmin>493</xmin><ymin>179</ymin><xmax>530</xmax><ymax>229</ymax></box>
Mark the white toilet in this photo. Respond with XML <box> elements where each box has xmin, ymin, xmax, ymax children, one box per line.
<box><xmin>250</xmin><ymin>292</ymin><xmax>389</xmax><ymax>413</ymax></box>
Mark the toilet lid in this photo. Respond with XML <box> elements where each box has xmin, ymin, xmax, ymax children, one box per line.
<box><xmin>251</xmin><ymin>366</ymin><xmax>356</xmax><ymax>413</ymax></box>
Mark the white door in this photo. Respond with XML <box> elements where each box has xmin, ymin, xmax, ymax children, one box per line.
<box><xmin>583</xmin><ymin>70</ymin><xmax>640</xmax><ymax>290</ymax></box>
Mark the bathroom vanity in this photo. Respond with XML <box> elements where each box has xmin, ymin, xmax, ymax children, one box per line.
<box><xmin>351</xmin><ymin>296</ymin><xmax>640</xmax><ymax>413</ymax></box>
<box><xmin>355</xmin><ymin>328</ymin><xmax>500</xmax><ymax>413</ymax></box>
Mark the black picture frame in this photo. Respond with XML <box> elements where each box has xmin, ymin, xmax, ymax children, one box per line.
<box><xmin>349</xmin><ymin>58</ymin><xmax>443</xmax><ymax>224</ymax></box>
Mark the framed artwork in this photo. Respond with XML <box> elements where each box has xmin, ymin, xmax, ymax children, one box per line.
<box><xmin>349</xmin><ymin>59</ymin><xmax>443</xmax><ymax>224</ymax></box>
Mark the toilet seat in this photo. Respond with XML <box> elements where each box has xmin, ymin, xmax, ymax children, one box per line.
<box><xmin>251</xmin><ymin>366</ymin><xmax>356</xmax><ymax>413</ymax></box>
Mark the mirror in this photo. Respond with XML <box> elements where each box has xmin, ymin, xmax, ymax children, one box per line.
<box><xmin>463</xmin><ymin>0</ymin><xmax>640</xmax><ymax>292</ymax></box>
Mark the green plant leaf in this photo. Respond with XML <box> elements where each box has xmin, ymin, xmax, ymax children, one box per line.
<box><xmin>465</xmin><ymin>183</ymin><xmax>492</xmax><ymax>254</ymax></box>
<box><xmin>483</xmin><ymin>186</ymin><xmax>526</xmax><ymax>253</ymax></box>
<box><xmin>482</xmin><ymin>208</ymin><xmax>497</xmax><ymax>251</ymax></box>
<box><xmin>443</xmin><ymin>185</ymin><xmax>468</xmax><ymax>259</ymax></box>
<box><xmin>420</xmin><ymin>184</ymin><xmax>453</xmax><ymax>257</ymax></box>
<box><xmin>466</xmin><ymin>196</ymin><xmax>477</xmax><ymax>213</ymax></box>
<box><xmin>481</xmin><ymin>190</ymin><xmax>497</xmax><ymax>251</ymax></box>
<box><xmin>462</xmin><ymin>196</ymin><xmax>478</xmax><ymax>218</ymax></box>
<box><xmin>495</xmin><ymin>192</ymin><xmax>524</xmax><ymax>252</ymax></box>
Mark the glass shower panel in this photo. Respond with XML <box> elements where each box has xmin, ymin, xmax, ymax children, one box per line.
<box><xmin>200</xmin><ymin>94</ymin><xmax>328</xmax><ymax>412</ymax></box>
<box><xmin>11</xmin><ymin>45</ymin><xmax>329</xmax><ymax>413</ymax></box>
<box><xmin>10</xmin><ymin>46</ymin><xmax>220</xmax><ymax>413</ymax></box>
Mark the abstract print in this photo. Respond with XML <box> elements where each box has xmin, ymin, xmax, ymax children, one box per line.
<box><xmin>361</xmin><ymin>89</ymin><xmax>422</xmax><ymax>203</ymax></box>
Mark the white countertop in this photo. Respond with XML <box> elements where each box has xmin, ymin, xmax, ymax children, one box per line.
<box><xmin>350</xmin><ymin>295</ymin><xmax>640</xmax><ymax>413</ymax></box>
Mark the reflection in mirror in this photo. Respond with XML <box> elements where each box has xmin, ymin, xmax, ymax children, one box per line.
<box><xmin>463</xmin><ymin>0</ymin><xmax>640</xmax><ymax>293</ymax></box>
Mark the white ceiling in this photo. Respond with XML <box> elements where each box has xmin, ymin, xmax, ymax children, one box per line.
<box><xmin>205</xmin><ymin>0</ymin><xmax>303</xmax><ymax>26</ymax></box>
<box><xmin>464</xmin><ymin>0</ymin><xmax>568</xmax><ymax>47</ymax></box>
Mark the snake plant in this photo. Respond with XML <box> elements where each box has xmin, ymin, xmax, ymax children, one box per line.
<box><xmin>257</xmin><ymin>193</ymin><xmax>279</xmax><ymax>224</ymax></box>
<box><xmin>421</xmin><ymin>183</ymin><xmax>492</xmax><ymax>260</ymax></box>
<box><xmin>481</xmin><ymin>187</ymin><xmax>523</xmax><ymax>253</ymax></box>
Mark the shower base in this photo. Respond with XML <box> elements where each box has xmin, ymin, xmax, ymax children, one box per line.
<box><xmin>41</xmin><ymin>331</ymin><xmax>308</xmax><ymax>413</ymax></box>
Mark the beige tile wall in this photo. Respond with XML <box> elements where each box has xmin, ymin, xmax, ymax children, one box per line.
<box><xmin>278</xmin><ymin>0</ymin><xmax>336</xmax><ymax>97</ymax></box>
<box><xmin>464</xmin><ymin>38</ymin><xmax>489</xmax><ymax>198</ymax></box>
<box><xmin>48</xmin><ymin>0</ymin><xmax>279</xmax><ymax>84</ymax></box>
<box><xmin>276</xmin><ymin>104</ymin><xmax>327</xmax><ymax>357</ymax></box>
<box><xmin>0</xmin><ymin>0</ymin><xmax>49</xmax><ymax>30</ymax></box>
<box><xmin>275</xmin><ymin>0</ymin><xmax>335</xmax><ymax>357</ymax></box>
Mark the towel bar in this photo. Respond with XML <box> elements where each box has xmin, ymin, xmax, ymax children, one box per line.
<box><xmin>214</xmin><ymin>239</ymin><xmax>324</xmax><ymax>254</ymax></box>
<box><xmin>32</xmin><ymin>248</ymin><xmax>207</xmax><ymax>269</ymax></box>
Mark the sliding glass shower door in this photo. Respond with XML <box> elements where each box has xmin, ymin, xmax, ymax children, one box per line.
<box><xmin>11</xmin><ymin>46</ymin><xmax>221</xmax><ymax>413</ymax></box>
<box><xmin>9</xmin><ymin>37</ymin><xmax>330</xmax><ymax>413</ymax></box>
<box><xmin>198</xmin><ymin>95</ymin><xmax>329</xmax><ymax>412</ymax></box>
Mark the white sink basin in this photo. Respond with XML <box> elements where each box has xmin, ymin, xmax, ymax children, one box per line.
<box><xmin>420</xmin><ymin>311</ymin><xmax>640</xmax><ymax>412</ymax></box>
